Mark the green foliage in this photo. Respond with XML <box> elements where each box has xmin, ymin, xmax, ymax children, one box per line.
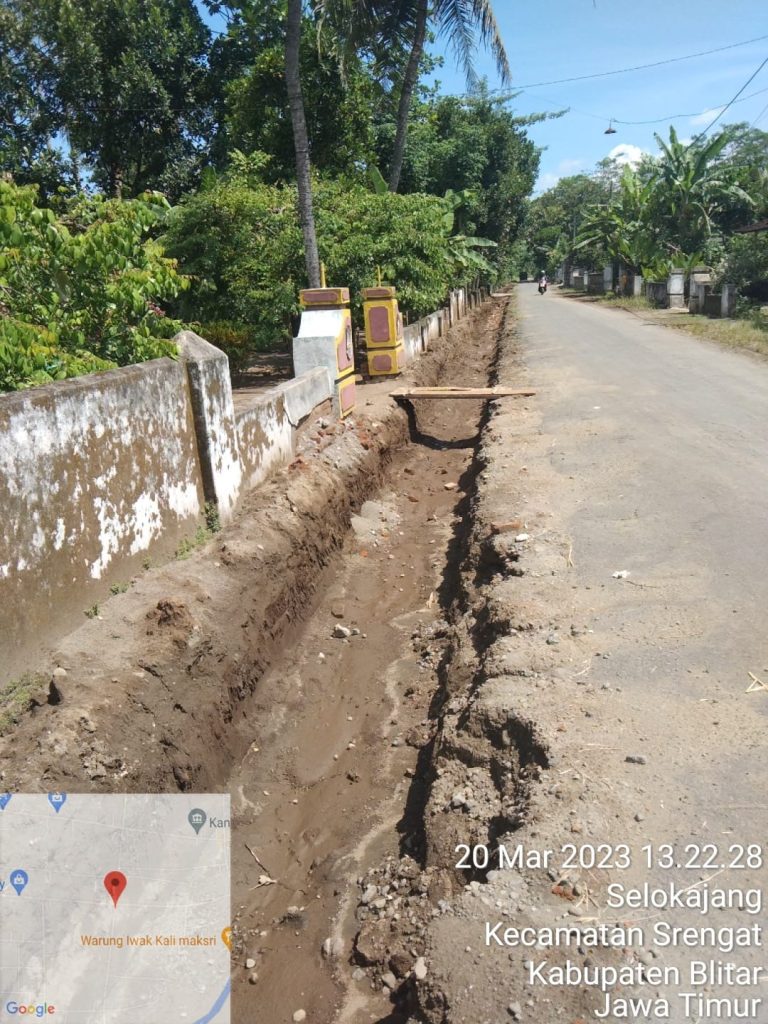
<box><xmin>524</xmin><ymin>173</ymin><xmax>611</xmax><ymax>275</ymax></box>
<box><xmin>720</xmin><ymin>233</ymin><xmax>768</xmax><ymax>301</ymax></box>
<box><xmin>0</xmin><ymin>672</ymin><xmax>48</xmax><ymax>735</ymax></box>
<box><xmin>175</xmin><ymin>523</ymin><xmax>216</xmax><ymax>559</ymax></box>
<box><xmin>197</xmin><ymin>320</ymin><xmax>265</xmax><ymax>370</ymax></box>
<box><xmin>380</xmin><ymin>91</ymin><xmax>546</xmax><ymax>272</ymax></box>
<box><xmin>225</xmin><ymin>27</ymin><xmax>378</xmax><ymax>182</ymax></box>
<box><xmin>0</xmin><ymin>181</ymin><xmax>187</xmax><ymax>392</ymax></box>
<box><xmin>204</xmin><ymin>501</ymin><xmax>222</xmax><ymax>534</ymax></box>
<box><xmin>165</xmin><ymin>159</ymin><xmax>470</xmax><ymax>347</ymax></box>
<box><xmin>573</xmin><ymin>128</ymin><xmax>756</xmax><ymax>276</ymax></box>
<box><xmin>17</xmin><ymin>0</ymin><xmax>212</xmax><ymax>199</ymax></box>
<box><xmin>0</xmin><ymin>2</ymin><xmax>69</xmax><ymax>199</ymax></box>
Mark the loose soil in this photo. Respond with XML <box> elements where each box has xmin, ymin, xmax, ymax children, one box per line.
<box><xmin>6</xmin><ymin>288</ymin><xmax>764</xmax><ymax>1024</ymax></box>
<box><xmin>0</xmin><ymin>296</ymin><xmax>517</xmax><ymax>1023</ymax></box>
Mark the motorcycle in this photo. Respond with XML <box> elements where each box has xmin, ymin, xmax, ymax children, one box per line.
<box><xmin>538</xmin><ymin>280</ymin><xmax>547</xmax><ymax>295</ymax></box>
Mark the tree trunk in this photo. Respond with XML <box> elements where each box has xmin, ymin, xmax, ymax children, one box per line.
<box><xmin>285</xmin><ymin>0</ymin><xmax>321</xmax><ymax>287</ymax></box>
<box><xmin>388</xmin><ymin>0</ymin><xmax>429</xmax><ymax>194</ymax></box>
<box><xmin>109</xmin><ymin>160</ymin><xmax>124</xmax><ymax>199</ymax></box>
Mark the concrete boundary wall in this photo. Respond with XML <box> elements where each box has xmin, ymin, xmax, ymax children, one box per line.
<box><xmin>0</xmin><ymin>358</ymin><xmax>206</xmax><ymax>673</ymax></box>
<box><xmin>0</xmin><ymin>287</ymin><xmax>474</xmax><ymax>674</ymax></box>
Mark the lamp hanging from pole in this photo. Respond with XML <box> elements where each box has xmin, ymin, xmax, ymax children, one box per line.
<box><xmin>604</xmin><ymin>119</ymin><xmax>617</xmax><ymax>135</ymax></box>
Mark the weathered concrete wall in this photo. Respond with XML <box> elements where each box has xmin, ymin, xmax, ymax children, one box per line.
<box><xmin>275</xmin><ymin>368</ymin><xmax>332</xmax><ymax>426</ymax></box>
<box><xmin>0</xmin><ymin>358</ymin><xmax>205</xmax><ymax>679</ymax></box>
<box><xmin>178</xmin><ymin>331</ymin><xmax>242</xmax><ymax>523</ymax></box>
<box><xmin>235</xmin><ymin>393</ymin><xmax>293</xmax><ymax>492</ymax></box>
<box><xmin>0</xmin><ymin>288</ymin><xmax>473</xmax><ymax>682</ymax></box>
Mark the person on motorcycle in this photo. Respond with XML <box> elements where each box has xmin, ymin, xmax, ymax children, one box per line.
<box><xmin>538</xmin><ymin>272</ymin><xmax>548</xmax><ymax>294</ymax></box>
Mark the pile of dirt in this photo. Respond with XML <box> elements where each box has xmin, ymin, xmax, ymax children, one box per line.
<box><xmin>344</xmin><ymin>299</ymin><xmax>634</xmax><ymax>1024</ymax></box>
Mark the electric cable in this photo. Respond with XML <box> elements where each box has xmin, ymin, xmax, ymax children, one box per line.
<box><xmin>693</xmin><ymin>54</ymin><xmax>768</xmax><ymax>138</ymax></box>
<box><xmin>439</xmin><ymin>34</ymin><xmax>768</xmax><ymax>97</ymax></box>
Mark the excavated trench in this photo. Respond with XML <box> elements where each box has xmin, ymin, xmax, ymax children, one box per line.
<box><xmin>0</xmin><ymin>294</ymin><xmax>546</xmax><ymax>1024</ymax></box>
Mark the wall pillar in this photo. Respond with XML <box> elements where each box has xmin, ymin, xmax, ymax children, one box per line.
<box><xmin>177</xmin><ymin>330</ymin><xmax>243</xmax><ymax>523</ymax></box>
<box><xmin>721</xmin><ymin>282</ymin><xmax>736</xmax><ymax>318</ymax></box>
<box><xmin>668</xmin><ymin>268</ymin><xmax>685</xmax><ymax>308</ymax></box>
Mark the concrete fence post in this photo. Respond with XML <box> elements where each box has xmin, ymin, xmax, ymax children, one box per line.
<box><xmin>721</xmin><ymin>282</ymin><xmax>736</xmax><ymax>318</ymax></box>
<box><xmin>177</xmin><ymin>330</ymin><xmax>243</xmax><ymax>523</ymax></box>
<box><xmin>668</xmin><ymin>268</ymin><xmax>685</xmax><ymax>308</ymax></box>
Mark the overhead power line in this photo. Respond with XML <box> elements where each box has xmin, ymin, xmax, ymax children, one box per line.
<box><xmin>518</xmin><ymin>83</ymin><xmax>768</xmax><ymax>130</ymax></box>
<box><xmin>512</xmin><ymin>34</ymin><xmax>768</xmax><ymax>90</ymax></box>
<box><xmin>441</xmin><ymin>33</ymin><xmax>768</xmax><ymax>97</ymax></box>
<box><xmin>694</xmin><ymin>54</ymin><xmax>768</xmax><ymax>137</ymax></box>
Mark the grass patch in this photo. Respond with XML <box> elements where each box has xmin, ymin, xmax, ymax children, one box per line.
<box><xmin>175</xmin><ymin>503</ymin><xmax>222</xmax><ymax>560</ymax></box>
<box><xmin>176</xmin><ymin>524</ymin><xmax>215</xmax><ymax>560</ymax></box>
<box><xmin>109</xmin><ymin>581</ymin><xmax>129</xmax><ymax>595</ymax></box>
<box><xmin>594</xmin><ymin>295</ymin><xmax>654</xmax><ymax>312</ymax></box>
<box><xmin>661</xmin><ymin>316</ymin><xmax>768</xmax><ymax>358</ymax></box>
<box><xmin>0</xmin><ymin>672</ymin><xmax>47</xmax><ymax>735</ymax></box>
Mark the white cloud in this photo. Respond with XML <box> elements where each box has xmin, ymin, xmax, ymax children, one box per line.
<box><xmin>690</xmin><ymin>106</ymin><xmax>724</xmax><ymax>127</ymax></box>
<box><xmin>607</xmin><ymin>143</ymin><xmax>644</xmax><ymax>167</ymax></box>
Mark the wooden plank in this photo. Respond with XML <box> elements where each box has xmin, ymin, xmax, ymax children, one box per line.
<box><xmin>391</xmin><ymin>386</ymin><xmax>536</xmax><ymax>400</ymax></box>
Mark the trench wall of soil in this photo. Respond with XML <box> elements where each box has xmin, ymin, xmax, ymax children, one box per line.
<box><xmin>0</xmin><ymin>290</ymin><xmax>479</xmax><ymax>688</ymax></box>
<box><xmin>0</xmin><ymin>296</ymin><xmax>492</xmax><ymax>793</ymax></box>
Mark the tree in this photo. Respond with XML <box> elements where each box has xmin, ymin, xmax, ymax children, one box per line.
<box><xmin>285</xmin><ymin>0</ymin><xmax>321</xmax><ymax>286</ymax></box>
<box><xmin>525</xmin><ymin>173</ymin><xmax>611</xmax><ymax>275</ymax></box>
<box><xmin>164</xmin><ymin>159</ymin><xmax>470</xmax><ymax>348</ymax></box>
<box><xmin>318</xmin><ymin>0</ymin><xmax>511</xmax><ymax>192</ymax></box>
<box><xmin>11</xmin><ymin>0</ymin><xmax>212</xmax><ymax>199</ymax></box>
<box><xmin>0</xmin><ymin>182</ymin><xmax>186</xmax><ymax>391</ymax></box>
<box><xmin>0</xmin><ymin>1</ymin><xmax>68</xmax><ymax>198</ymax></box>
<box><xmin>379</xmin><ymin>90</ymin><xmax>545</xmax><ymax>273</ymax></box>
<box><xmin>650</xmin><ymin>127</ymin><xmax>753</xmax><ymax>257</ymax></box>
<box><xmin>225</xmin><ymin>26</ymin><xmax>378</xmax><ymax>182</ymax></box>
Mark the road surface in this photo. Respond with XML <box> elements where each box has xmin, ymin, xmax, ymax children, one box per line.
<box><xmin>515</xmin><ymin>283</ymin><xmax>767</xmax><ymax>1019</ymax></box>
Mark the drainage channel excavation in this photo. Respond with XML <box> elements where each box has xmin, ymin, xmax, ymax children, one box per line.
<box><xmin>0</xmin><ymin>295</ymin><xmax>517</xmax><ymax>1024</ymax></box>
<box><xmin>228</xmin><ymin>296</ymin><xmax>507</xmax><ymax>1023</ymax></box>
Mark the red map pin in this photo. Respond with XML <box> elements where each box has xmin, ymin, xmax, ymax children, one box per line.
<box><xmin>104</xmin><ymin>871</ymin><xmax>127</xmax><ymax>908</ymax></box>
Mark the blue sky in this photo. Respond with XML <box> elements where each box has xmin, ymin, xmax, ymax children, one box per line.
<box><xmin>424</xmin><ymin>0</ymin><xmax>768</xmax><ymax>193</ymax></box>
<box><xmin>201</xmin><ymin>1</ymin><xmax>767</xmax><ymax>193</ymax></box>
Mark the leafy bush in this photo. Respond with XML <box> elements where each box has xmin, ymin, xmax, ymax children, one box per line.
<box><xmin>721</xmin><ymin>233</ymin><xmax>768</xmax><ymax>302</ymax></box>
<box><xmin>196</xmin><ymin>320</ymin><xmax>263</xmax><ymax>371</ymax></box>
<box><xmin>0</xmin><ymin>182</ymin><xmax>188</xmax><ymax>391</ymax></box>
<box><xmin>164</xmin><ymin>160</ymin><xmax>474</xmax><ymax>349</ymax></box>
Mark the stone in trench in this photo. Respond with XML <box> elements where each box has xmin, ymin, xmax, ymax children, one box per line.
<box><xmin>322</xmin><ymin>936</ymin><xmax>344</xmax><ymax>959</ymax></box>
<box><xmin>333</xmin><ymin>624</ymin><xmax>352</xmax><ymax>639</ymax></box>
<box><xmin>413</xmin><ymin>957</ymin><xmax>428</xmax><ymax>980</ymax></box>
<box><xmin>360</xmin><ymin>884</ymin><xmax>378</xmax><ymax>905</ymax></box>
<box><xmin>292</xmin><ymin>1011</ymin><xmax>306</xmax><ymax>1023</ymax></box>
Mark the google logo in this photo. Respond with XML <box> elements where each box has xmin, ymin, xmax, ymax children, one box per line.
<box><xmin>5</xmin><ymin>1003</ymin><xmax>56</xmax><ymax>1017</ymax></box>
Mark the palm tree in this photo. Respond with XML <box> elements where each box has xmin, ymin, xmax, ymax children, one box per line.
<box><xmin>652</xmin><ymin>127</ymin><xmax>753</xmax><ymax>256</ymax></box>
<box><xmin>317</xmin><ymin>0</ymin><xmax>512</xmax><ymax>193</ymax></box>
<box><xmin>286</xmin><ymin>0</ymin><xmax>321</xmax><ymax>286</ymax></box>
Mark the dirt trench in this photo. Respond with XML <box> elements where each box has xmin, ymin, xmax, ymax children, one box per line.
<box><xmin>0</xmin><ymin>295</ymin><xmax>520</xmax><ymax>1023</ymax></box>
<box><xmin>228</xmin><ymin>297</ymin><xmax>510</xmax><ymax>1023</ymax></box>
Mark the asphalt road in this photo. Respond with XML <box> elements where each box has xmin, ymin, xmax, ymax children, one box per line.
<box><xmin>515</xmin><ymin>283</ymin><xmax>768</xmax><ymax>1020</ymax></box>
